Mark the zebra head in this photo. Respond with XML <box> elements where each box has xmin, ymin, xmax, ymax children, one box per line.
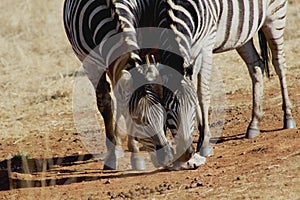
<box><xmin>157</xmin><ymin>62</ymin><xmax>198</xmax><ymax>164</ymax></box>
<box><xmin>115</xmin><ymin>58</ymin><xmax>174</xmax><ymax>168</ymax></box>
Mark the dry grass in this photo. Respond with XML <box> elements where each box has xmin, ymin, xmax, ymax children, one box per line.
<box><xmin>0</xmin><ymin>0</ymin><xmax>80</xmax><ymax>140</ymax></box>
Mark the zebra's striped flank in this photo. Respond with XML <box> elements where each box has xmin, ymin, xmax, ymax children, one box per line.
<box><xmin>165</xmin><ymin>0</ymin><xmax>296</xmax><ymax>156</ymax></box>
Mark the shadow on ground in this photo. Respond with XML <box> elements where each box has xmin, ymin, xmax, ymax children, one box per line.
<box><xmin>0</xmin><ymin>154</ymin><xmax>162</xmax><ymax>191</ymax></box>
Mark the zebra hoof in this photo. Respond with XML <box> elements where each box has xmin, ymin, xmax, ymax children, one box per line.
<box><xmin>284</xmin><ymin>118</ymin><xmax>296</xmax><ymax>129</ymax></box>
<box><xmin>246</xmin><ymin>127</ymin><xmax>260</xmax><ymax>139</ymax></box>
<box><xmin>199</xmin><ymin>146</ymin><xmax>214</xmax><ymax>157</ymax></box>
<box><xmin>131</xmin><ymin>154</ymin><xmax>146</xmax><ymax>170</ymax></box>
<box><xmin>103</xmin><ymin>164</ymin><xmax>117</xmax><ymax>170</ymax></box>
<box><xmin>103</xmin><ymin>153</ymin><xmax>117</xmax><ymax>170</ymax></box>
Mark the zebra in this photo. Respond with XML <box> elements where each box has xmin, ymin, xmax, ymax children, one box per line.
<box><xmin>164</xmin><ymin>0</ymin><xmax>297</xmax><ymax>157</ymax></box>
<box><xmin>63</xmin><ymin>0</ymin><xmax>202</xmax><ymax>170</ymax></box>
<box><xmin>64</xmin><ymin>0</ymin><xmax>170</xmax><ymax>170</ymax></box>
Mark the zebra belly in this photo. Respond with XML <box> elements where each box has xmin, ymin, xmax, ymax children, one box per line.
<box><xmin>213</xmin><ymin>29</ymin><xmax>257</xmax><ymax>53</ymax></box>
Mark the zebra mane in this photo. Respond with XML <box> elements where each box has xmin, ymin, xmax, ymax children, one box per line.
<box><xmin>165</xmin><ymin>0</ymin><xmax>195</xmax><ymax>77</ymax></box>
<box><xmin>109</xmin><ymin>0</ymin><xmax>142</xmax><ymax>68</ymax></box>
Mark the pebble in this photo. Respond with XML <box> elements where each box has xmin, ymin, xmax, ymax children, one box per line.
<box><xmin>167</xmin><ymin>184</ymin><xmax>173</xmax><ymax>190</ymax></box>
<box><xmin>197</xmin><ymin>183</ymin><xmax>204</xmax><ymax>187</ymax></box>
<box><xmin>150</xmin><ymin>188</ymin><xmax>155</xmax><ymax>193</ymax></box>
<box><xmin>129</xmin><ymin>190</ymin><xmax>134</xmax><ymax>195</ymax></box>
<box><xmin>159</xmin><ymin>190</ymin><xmax>166</xmax><ymax>195</ymax></box>
<box><xmin>141</xmin><ymin>186</ymin><xmax>148</xmax><ymax>190</ymax></box>
<box><xmin>125</xmin><ymin>193</ymin><xmax>131</xmax><ymax>198</ymax></box>
<box><xmin>119</xmin><ymin>192</ymin><xmax>126</xmax><ymax>198</ymax></box>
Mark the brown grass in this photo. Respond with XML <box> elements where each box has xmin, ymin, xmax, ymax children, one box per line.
<box><xmin>0</xmin><ymin>0</ymin><xmax>80</xmax><ymax>141</ymax></box>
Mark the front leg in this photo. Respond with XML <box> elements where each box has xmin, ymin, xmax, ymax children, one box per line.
<box><xmin>96</xmin><ymin>73</ymin><xmax>117</xmax><ymax>170</ymax></box>
<box><xmin>196</xmin><ymin>50</ymin><xmax>214</xmax><ymax>157</ymax></box>
<box><xmin>128</xmin><ymin>136</ymin><xmax>146</xmax><ymax>170</ymax></box>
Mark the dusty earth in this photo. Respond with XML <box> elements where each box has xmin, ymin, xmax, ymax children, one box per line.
<box><xmin>0</xmin><ymin>0</ymin><xmax>300</xmax><ymax>199</ymax></box>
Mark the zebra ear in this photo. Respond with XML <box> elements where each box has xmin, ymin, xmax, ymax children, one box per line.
<box><xmin>144</xmin><ymin>55</ymin><xmax>160</xmax><ymax>82</ymax></box>
<box><xmin>119</xmin><ymin>70</ymin><xmax>133</xmax><ymax>92</ymax></box>
<box><xmin>156</xmin><ymin>63</ymin><xmax>170</xmax><ymax>85</ymax></box>
<box><xmin>145</xmin><ymin>64</ymin><xmax>160</xmax><ymax>82</ymax></box>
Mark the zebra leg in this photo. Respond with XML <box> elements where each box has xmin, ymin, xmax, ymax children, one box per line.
<box><xmin>114</xmin><ymin>112</ymin><xmax>126</xmax><ymax>158</ymax></box>
<box><xmin>128</xmin><ymin>135</ymin><xmax>145</xmax><ymax>170</ymax></box>
<box><xmin>262</xmin><ymin>21</ymin><xmax>296</xmax><ymax>129</ymax></box>
<box><xmin>96</xmin><ymin>73</ymin><xmax>117</xmax><ymax>170</ymax></box>
<box><xmin>197</xmin><ymin>51</ymin><xmax>214</xmax><ymax>157</ymax></box>
<box><xmin>237</xmin><ymin>40</ymin><xmax>264</xmax><ymax>138</ymax></box>
<box><xmin>114</xmin><ymin>113</ymin><xmax>145</xmax><ymax>170</ymax></box>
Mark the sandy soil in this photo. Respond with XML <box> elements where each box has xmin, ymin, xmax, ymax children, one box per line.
<box><xmin>0</xmin><ymin>0</ymin><xmax>299</xmax><ymax>199</ymax></box>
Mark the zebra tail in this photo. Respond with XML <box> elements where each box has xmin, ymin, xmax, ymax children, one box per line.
<box><xmin>258</xmin><ymin>29</ymin><xmax>270</xmax><ymax>78</ymax></box>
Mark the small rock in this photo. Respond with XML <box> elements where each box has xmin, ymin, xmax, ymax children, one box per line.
<box><xmin>124</xmin><ymin>193</ymin><xmax>131</xmax><ymax>198</ymax></box>
<box><xmin>104</xmin><ymin>179</ymin><xmax>111</xmax><ymax>184</ymax></box>
<box><xmin>150</xmin><ymin>188</ymin><xmax>155</xmax><ymax>193</ymax></box>
<box><xmin>118</xmin><ymin>192</ymin><xmax>125</xmax><ymax>198</ymax></box>
<box><xmin>197</xmin><ymin>183</ymin><xmax>204</xmax><ymax>187</ymax></box>
<box><xmin>167</xmin><ymin>184</ymin><xmax>173</xmax><ymax>190</ymax></box>
<box><xmin>159</xmin><ymin>190</ymin><xmax>166</xmax><ymax>195</ymax></box>
<box><xmin>129</xmin><ymin>190</ymin><xmax>134</xmax><ymax>195</ymax></box>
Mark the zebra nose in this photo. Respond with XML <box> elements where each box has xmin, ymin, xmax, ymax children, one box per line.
<box><xmin>156</xmin><ymin>142</ymin><xmax>174</xmax><ymax>167</ymax></box>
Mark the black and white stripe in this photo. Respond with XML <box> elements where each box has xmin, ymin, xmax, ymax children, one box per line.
<box><xmin>63</xmin><ymin>0</ymin><xmax>178</xmax><ymax>169</ymax></box>
<box><xmin>165</xmin><ymin>0</ymin><xmax>296</xmax><ymax>156</ymax></box>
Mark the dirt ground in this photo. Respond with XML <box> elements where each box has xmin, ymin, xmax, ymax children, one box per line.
<box><xmin>0</xmin><ymin>0</ymin><xmax>300</xmax><ymax>199</ymax></box>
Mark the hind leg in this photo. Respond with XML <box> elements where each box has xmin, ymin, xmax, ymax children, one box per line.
<box><xmin>262</xmin><ymin>12</ymin><xmax>296</xmax><ymax>129</ymax></box>
<box><xmin>237</xmin><ymin>40</ymin><xmax>264</xmax><ymax>138</ymax></box>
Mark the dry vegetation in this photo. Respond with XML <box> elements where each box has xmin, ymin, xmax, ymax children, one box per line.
<box><xmin>0</xmin><ymin>1</ymin><xmax>79</xmax><ymax>144</ymax></box>
<box><xmin>0</xmin><ymin>0</ymin><xmax>299</xmax><ymax>199</ymax></box>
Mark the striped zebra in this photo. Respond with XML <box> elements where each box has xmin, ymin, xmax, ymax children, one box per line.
<box><xmin>63</xmin><ymin>0</ymin><xmax>200</xmax><ymax>170</ymax></box>
<box><xmin>64</xmin><ymin>0</ymin><xmax>169</xmax><ymax>170</ymax></box>
<box><xmin>165</xmin><ymin>0</ymin><xmax>296</xmax><ymax>157</ymax></box>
